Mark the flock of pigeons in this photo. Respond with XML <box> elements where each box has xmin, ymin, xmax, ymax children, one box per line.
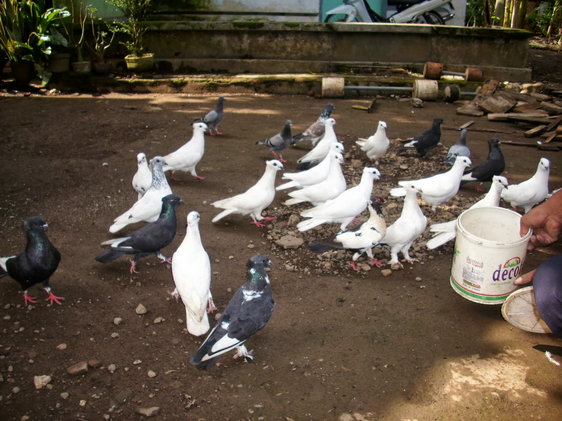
<box><xmin>0</xmin><ymin>97</ymin><xmax>555</xmax><ymax>370</ymax></box>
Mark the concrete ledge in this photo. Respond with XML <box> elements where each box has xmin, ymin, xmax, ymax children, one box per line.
<box><xmin>132</xmin><ymin>21</ymin><xmax>532</xmax><ymax>80</ymax></box>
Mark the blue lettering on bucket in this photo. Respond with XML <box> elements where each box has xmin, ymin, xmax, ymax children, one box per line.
<box><xmin>465</xmin><ymin>256</ymin><xmax>484</xmax><ymax>268</ymax></box>
<box><xmin>492</xmin><ymin>257</ymin><xmax>523</xmax><ymax>282</ymax></box>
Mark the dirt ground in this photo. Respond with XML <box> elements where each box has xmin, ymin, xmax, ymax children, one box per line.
<box><xmin>1</xmin><ymin>50</ymin><xmax>562</xmax><ymax>421</ymax></box>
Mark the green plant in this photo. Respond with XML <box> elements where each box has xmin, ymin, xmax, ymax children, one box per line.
<box><xmin>106</xmin><ymin>0</ymin><xmax>153</xmax><ymax>57</ymax></box>
<box><xmin>59</xmin><ymin>2</ymin><xmax>96</xmax><ymax>62</ymax></box>
<box><xmin>87</xmin><ymin>15</ymin><xmax>116</xmax><ymax>62</ymax></box>
<box><xmin>0</xmin><ymin>0</ymin><xmax>69</xmax><ymax>83</ymax></box>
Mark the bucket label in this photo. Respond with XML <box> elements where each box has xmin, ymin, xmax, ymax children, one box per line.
<box><xmin>492</xmin><ymin>257</ymin><xmax>523</xmax><ymax>282</ymax></box>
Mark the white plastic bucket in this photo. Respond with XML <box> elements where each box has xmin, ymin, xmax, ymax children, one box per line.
<box><xmin>450</xmin><ymin>207</ymin><xmax>532</xmax><ymax>305</ymax></box>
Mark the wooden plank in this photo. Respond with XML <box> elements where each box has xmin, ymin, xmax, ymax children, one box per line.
<box><xmin>487</xmin><ymin>112</ymin><xmax>550</xmax><ymax>121</ymax></box>
<box><xmin>442</xmin><ymin>126</ymin><xmax>515</xmax><ymax>134</ymax></box>
<box><xmin>541</xmin><ymin>102</ymin><xmax>562</xmax><ymax>115</ymax></box>
<box><xmin>524</xmin><ymin>125</ymin><xmax>547</xmax><ymax>138</ymax></box>
<box><xmin>544</xmin><ymin>132</ymin><xmax>557</xmax><ymax>144</ymax></box>
<box><xmin>458</xmin><ymin>121</ymin><xmax>475</xmax><ymax>130</ymax></box>
<box><xmin>545</xmin><ymin>115</ymin><xmax>562</xmax><ymax>132</ymax></box>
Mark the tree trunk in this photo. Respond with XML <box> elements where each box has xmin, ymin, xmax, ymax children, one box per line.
<box><xmin>511</xmin><ymin>0</ymin><xmax>520</xmax><ymax>28</ymax></box>
<box><xmin>493</xmin><ymin>0</ymin><xmax>505</xmax><ymax>26</ymax></box>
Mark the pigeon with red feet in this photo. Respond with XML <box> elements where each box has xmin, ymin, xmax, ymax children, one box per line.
<box><xmin>255</xmin><ymin>120</ymin><xmax>293</xmax><ymax>163</ymax></box>
<box><xmin>189</xmin><ymin>254</ymin><xmax>274</xmax><ymax>370</ymax></box>
<box><xmin>212</xmin><ymin>160</ymin><xmax>283</xmax><ymax>227</ymax></box>
<box><xmin>0</xmin><ymin>217</ymin><xmax>62</xmax><ymax>305</ymax></box>
<box><xmin>202</xmin><ymin>96</ymin><xmax>225</xmax><ymax>135</ymax></box>
<box><xmin>96</xmin><ymin>194</ymin><xmax>182</xmax><ymax>273</ymax></box>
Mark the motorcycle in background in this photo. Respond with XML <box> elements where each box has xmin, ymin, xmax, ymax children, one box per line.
<box><xmin>324</xmin><ymin>0</ymin><xmax>455</xmax><ymax>25</ymax></box>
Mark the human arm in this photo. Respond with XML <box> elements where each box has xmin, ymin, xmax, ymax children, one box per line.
<box><xmin>519</xmin><ymin>189</ymin><xmax>562</xmax><ymax>251</ymax></box>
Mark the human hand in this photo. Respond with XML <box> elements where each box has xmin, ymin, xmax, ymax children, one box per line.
<box><xmin>520</xmin><ymin>190</ymin><xmax>562</xmax><ymax>250</ymax></box>
<box><xmin>514</xmin><ymin>269</ymin><xmax>536</xmax><ymax>285</ymax></box>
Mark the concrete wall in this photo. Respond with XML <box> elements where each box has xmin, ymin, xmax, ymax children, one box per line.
<box><xmin>134</xmin><ymin>21</ymin><xmax>531</xmax><ymax>80</ymax></box>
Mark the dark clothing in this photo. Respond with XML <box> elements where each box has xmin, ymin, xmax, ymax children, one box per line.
<box><xmin>534</xmin><ymin>254</ymin><xmax>562</xmax><ymax>338</ymax></box>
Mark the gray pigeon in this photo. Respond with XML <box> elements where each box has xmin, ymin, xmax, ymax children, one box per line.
<box><xmin>255</xmin><ymin>120</ymin><xmax>293</xmax><ymax>163</ymax></box>
<box><xmin>96</xmin><ymin>194</ymin><xmax>182</xmax><ymax>273</ymax></box>
<box><xmin>399</xmin><ymin>117</ymin><xmax>443</xmax><ymax>157</ymax></box>
<box><xmin>443</xmin><ymin>129</ymin><xmax>470</xmax><ymax>166</ymax></box>
<box><xmin>0</xmin><ymin>217</ymin><xmax>62</xmax><ymax>305</ymax></box>
<box><xmin>189</xmin><ymin>254</ymin><xmax>274</xmax><ymax>370</ymax></box>
<box><xmin>291</xmin><ymin>103</ymin><xmax>335</xmax><ymax>146</ymax></box>
<box><xmin>202</xmin><ymin>96</ymin><xmax>225</xmax><ymax>135</ymax></box>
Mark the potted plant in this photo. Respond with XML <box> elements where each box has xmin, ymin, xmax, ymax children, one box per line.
<box><xmin>107</xmin><ymin>0</ymin><xmax>155</xmax><ymax>72</ymax></box>
<box><xmin>59</xmin><ymin>2</ymin><xmax>94</xmax><ymax>73</ymax></box>
<box><xmin>87</xmin><ymin>14</ymin><xmax>115</xmax><ymax>75</ymax></box>
<box><xmin>0</xmin><ymin>0</ymin><xmax>70</xmax><ymax>86</ymax></box>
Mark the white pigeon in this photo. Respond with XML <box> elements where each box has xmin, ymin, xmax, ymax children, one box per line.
<box><xmin>276</xmin><ymin>144</ymin><xmax>344</xmax><ymax>191</ymax></box>
<box><xmin>309</xmin><ymin>197</ymin><xmax>387</xmax><ymax>270</ymax></box>
<box><xmin>212</xmin><ymin>160</ymin><xmax>284</xmax><ymax>226</ymax></box>
<box><xmin>380</xmin><ymin>184</ymin><xmax>427</xmax><ymax>268</ymax></box>
<box><xmin>296</xmin><ymin>118</ymin><xmax>338</xmax><ymax>168</ymax></box>
<box><xmin>284</xmin><ymin>152</ymin><xmax>346</xmax><ymax>206</ymax></box>
<box><xmin>171</xmin><ymin>211</ymin><xmax>216</xmax><ymax>337</ymax></box>
<box><xmin>426</xmin><ymin>175</ymin><xmax>509</xmax><ymax>250</ymax></box>
<box><xmin>297</xmin><ymin>167</ymin><xmax>381</xmax><ymax>232</ymax></box>
<box><xmin>390</xmin><ymin>156</ymin><xmax>472</xmax><ymax>211</ymax></box>
<box><xmin>163</xmin><ymin>122</ymin><xmax>207</xmax><ymax>180</ymax></box>
<box><xmin>501</xmin><ymin>157</ymin><xmax>550</xmax><ymax>213</ymax></box>
<box><xmin>356</xmin><ymin>121</ymin><xmax>389</xmax><ymax>165</ymax></box>
<box><xmin>132</xmin><ymin>152</ymin><xmax>152</xmax><ymax>200</ymax></box>
<box><xmin>109</xmin><ymin>156</ymin><xmax>173</xmax><ymax>233</ymax></box>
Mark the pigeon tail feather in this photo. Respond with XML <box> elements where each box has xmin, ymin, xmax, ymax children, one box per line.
<box><xmin>426</xmin><ymin>231</ymin><xmax>457</xmax><ymax>249</ymax></box>
<box><xmin>186</xmin><ymin>307</ymin><xmax>210</xmax><ymax>337</ymax></box>
<box><xmin>212</xmin><ymin>209</ymin><xmax>236</xmax><ymax>223</ymax></box>
<box><xmin>390</xmin><ymin>187</ymin><xmax>407</xmax><ymax>197</ymax></box>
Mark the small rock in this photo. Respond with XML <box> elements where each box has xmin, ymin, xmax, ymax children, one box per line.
<box><xmin>113</xmin><ymin>317</ymin><xmax>123</xmax><ymax>325</ymax></box>
<box><xmin>21</xmin><ymin>416</ymin><xmax>30</xmax><ymax>421</ymax></box>
<box><xmin>358</xmin><ymin>263</ymin><xmax>371</xmax><ymax>271</ymax></box>
<box><xmin>381</xmin><ymin>269</ymin><xmax>393</xmax><ymax>277</ymax></box>
<box><xmin>34</xmin><ymin>375</ymin><xmax>52</xmax><ymax>389</ymax></box>
<box><xmin>60</xmin><ymin>392</ymin><xmax>69</xmax><ymax>399</ymax></box>
<box><xmin>287</xmin><ymin>214</ymin><xmax>300</xmax><ymax>226</ymax></box>
<box><xmin>136</xmin><ymin>407</ymin><xmax>160</xmax><ymax>417</ymax></box>
<box><xmin>111</xmin><ymin>332</ymin><xmax>119</xmax><ymax>339</ymax></box>
<box><xmin>415</xmin><ymin>277</ymin><xmax>422</xmax><ymax>282</ymax></box>
<box><xmin>147</xmin><ymin>370</ymin><xmax>157</xmax><ymax>378</ymax></box>
<box><xmin>67</xmin><ymin>361</ymin><xmax>88</xmax><ymax>376</ymax></box>
<box><xmin>153</xmin><ymin>317</ymin><xmax>163</xmax><ymax>324</ymax></box>
<box><xmin>108</xmin><ymin>364</ymin><xmax>117</xmax><ymax>373</ymax></box>
<box><xmin>214</xmin><ymin>312</ymin><xmax>222</xmax><ymax>321</ymax></box>
<box><xmin>12</xmin><ymin>386</ymin><xmax>21</xmax><ymax>394</ymax></box>
<box><xmin>79</xmin><ymin>400</ymin><xmax>87</xmax><ymax>406</ymax></box>
<box><xmin>56</xmin><ymin>343</ymin><xmax>67</xmax><ymax>350</ymax></box>
<box><xmin>247</xmin><ymin>243</ymin><xmax>255</xmax><ymax>249</ymax></box>
<box><xmin>275</xmin><ymin>235</ymin><xmax>304</xmax><ymax>250</ymax></box>
<box><xmin>88</xmin><ymin>360</ymin><xmax>102</xmax><ymax>368</ymax></box>
<box><xmin>135</xmin><ymin>304</ymin><xmax>147</xmax><ymax>315</ymax></box>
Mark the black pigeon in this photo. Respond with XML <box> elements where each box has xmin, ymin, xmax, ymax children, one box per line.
<box><xmin>291</xmin><ymin>103</ymin><xmax>335</xmax><ymax>146</ymax></box>
<box><xmin>95</xmin><ymin>194</ymin><xmax>182</xmax><ymax>273</ymax></box>
<box><xmin>255</xmin><ymin>120</ymin><xmax>293</xmax><ymax>163</ymax></box>
<box><xmin>189</xmin><ymin>254</ymin><xmax>275</xmax><ymax>370</ymax></box>
<box><xmin>399</xmin><ymin>117</ymin><xmax>444</xmax><ymax>157</ymax></box>
<box><xmin>0</xmin><ymin>217</ymin><xmax>62</xmax><ymax>305</ymax></box>
<box><xmin>443</xmin><ymin>128</ymin><xmax>470</xmax><ymax>166</ymax></box>
<box><xmin>202</xmin><ymin>96</ymin><xmax>225</xmax><ymax>135</ymax></box>
<box><xmin>460</xmin><ymin>137</ymin><xmax>505</xmax><ymax>192</ymax></box>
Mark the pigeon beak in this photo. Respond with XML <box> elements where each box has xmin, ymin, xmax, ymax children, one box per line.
<box><xmin>43</xmin><ymin>223</ymin><xmax>49</xmax><ymax>230</ymax></box>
